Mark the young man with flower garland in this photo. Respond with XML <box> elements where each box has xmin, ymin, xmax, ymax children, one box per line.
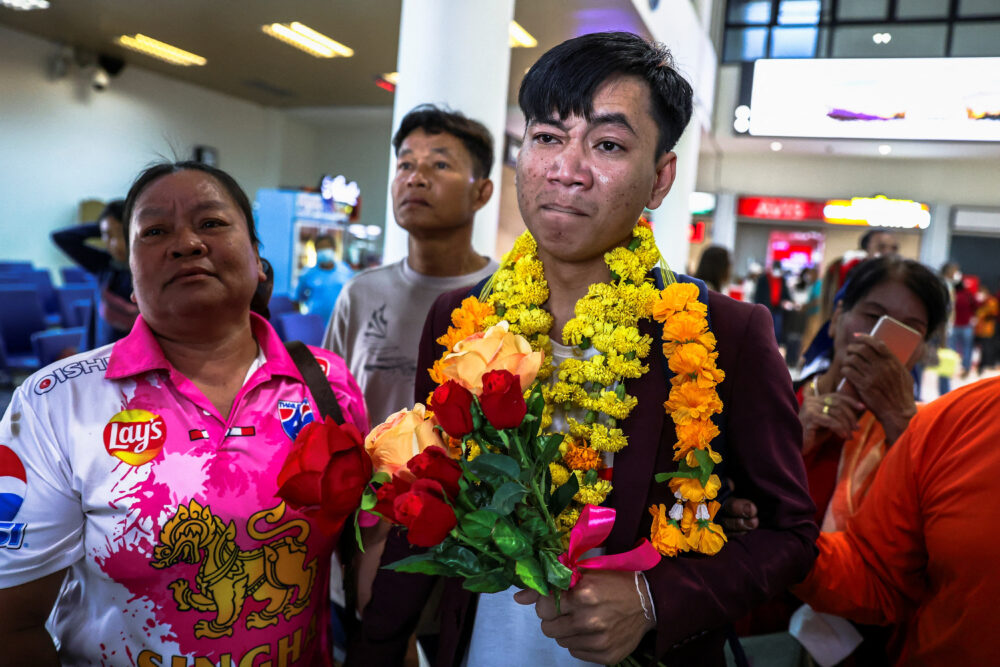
<box><xmin>348</xmin><ymin>32</ymin><xmax>818</xmax><ymax>666</ymax></box>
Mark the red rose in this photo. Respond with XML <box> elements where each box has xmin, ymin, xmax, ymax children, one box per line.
<box><xmin>394</xmin><ymin>478</ymin><xmax>457</xmax><ymax>547</ymax></box>
<box><xmin>478</xmin><ymin>369</ymin><xmax>527</xmax><ymax>429</ymax></box>
<box><xmin>431</xmin><ymin>381</ymin><xmax>475</xmax><ymax>438</ymax></box>
<box><xmin>276</xmin><ymin>416</ymin><xmax>373</xmax><ymax>535</ymax></box>
<box><xmin>372</xmin><ymin>472</ymin><xmax>413</xmax><ymax>523</ymax></box>
<box><xmin>407</xmin><ymin>446</ymin><xmax>462</xmax><ymax>500</ymax></box>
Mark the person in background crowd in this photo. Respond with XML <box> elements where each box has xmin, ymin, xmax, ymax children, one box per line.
<box><xmin>349</xmin><ymin>31</ymin><xmax>817</xmax><ymax>667</ymax></box>
<box><xmin>792</xmin><ymin>375</ymin><xmax>1000</xmax><ymax>665</ymax></box>
<box><xmin>784</xmin><ymin>266</ymin><xmax>818</xmax><ymax>369</ymax></box>
<box><xmin>945</xmin><ymin>264</ymin><xmax>975</xmax><ymax>378</ymax></box>
<box><xmin>795</xmin><ymin>266</ymin><xmax>823</xmax><ymax>364</ymax></box>
<box><xmin>693</xmin><ymin>244</ymin><xmax>731</xmax><ymax>292</ymax></box>
<box><xmin>740</xmin><ymin>261</ymin><xmax>762</xmax><ymax>303</ymax></box>
<box><xmin>322</xmin><ymin>104</ymin><xmax>499</xmax><ymax>642</ymax></box>
<box><xmin>294</xmin><ymin>233</ymin><xmax>354</xmax><ymax>324</ymax></box>
<box><xmin>754</xmin><ymin>260</ymin><xmax>793</xmax><ymax>349</ymax></box>
<box><xmin>724</xmin><ymin>255</ymin><xmax>950</xmax><ymax>665</ymax></box>
<box><xmin>973</xmin><ymin>282</ymin><xmax>998</xmax><ymax>374</ymax></box>
<box><xmin>51</xmin><ymin>199</ymin><xmax>139</xmax><ymax>345</ymax></box>
<box><xmin>0</xmin><ymin>161</ymin><xmax>367</xmax><ymax>665</ymax></box>
<box><xmin>819</xmin><ymin>229</ymin><xmax>898</xmax><ymax>327</ymax></box>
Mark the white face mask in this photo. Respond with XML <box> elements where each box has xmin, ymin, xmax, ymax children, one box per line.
<box><xmin>953</xmin><ymin>271</ymin><xmax>963</xmax><ymax>283</ymax></box>
<box><xmin>316</xmin><ymin>248</ymin><xmax>336</xmax><ymax>265</ymax></box>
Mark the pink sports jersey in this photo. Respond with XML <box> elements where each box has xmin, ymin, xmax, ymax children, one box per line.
<box><xmin>0</xmin><ymin>314</ymin><xmax>367</xmax><ymax>666</ymax></box>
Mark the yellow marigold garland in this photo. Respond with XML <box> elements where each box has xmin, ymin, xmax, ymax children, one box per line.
<box><xmin>430</xmin><ymin>221</ymin><xmax>727</xmax><ymax>557</ymax></box>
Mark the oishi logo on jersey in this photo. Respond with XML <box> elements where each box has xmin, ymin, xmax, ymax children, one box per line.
<box><xmin>277</xmin><ymin>399</ymin><xmax>314</xmax><ymax>440</ymax></box>
<box><xmin>103</xmin><ymin>410</ymin><xmax>167</xmax><ymax>466</ymax></box>
<box><xmin>0</xmin><ymin>445</ymin><xmax>28</xmax><ymax>549</ymax></box>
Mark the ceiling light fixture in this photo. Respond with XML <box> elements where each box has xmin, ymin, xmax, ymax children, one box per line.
<box><xmin>381</xmin><ymin>72</ymin><xmax>399</xmax><ymax>85</ymax></box>
<box><xmin>262</xmin><ymin>22</ymin><xmax>353</xmax><ymax>58</ymax></box>
<box><xmin>116</xmin><ymin>34</ymin><xmax>206</xmax><ymax>66</ymax></box>
<box><xmin>878</xmin><ymin>144</ymin><xmax>892</xmax><ymax>155</ymax></box>
<box><xmin>872</xmin><ymin>32</ymin><xmax>892</xmax><ymax>44</ymax></box>
<box><xmin>1</xmin><ymin>0</ymin><xmax>49</xmax><ymax>9</ymax></box>
<box><xmin>509</xmin><ymin>21</ymin><xmax>537</xmax><ymax>48</ymax></box>
<box><xmin>770</xmin><ymin>141</ymin><xmax>783</xmax><ymax>151</ymax></box>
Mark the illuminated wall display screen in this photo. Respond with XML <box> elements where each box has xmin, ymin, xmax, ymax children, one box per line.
<box><xmin>749</xmin><ymin>58</ymin><xmax>1000</xmax><ymax>142</ymax></box>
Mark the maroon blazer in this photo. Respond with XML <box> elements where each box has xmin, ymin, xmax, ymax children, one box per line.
<box><xmin>348</xmin><ymin>285</ymin><xmax>818</xmax><ymax>666</ymax></box>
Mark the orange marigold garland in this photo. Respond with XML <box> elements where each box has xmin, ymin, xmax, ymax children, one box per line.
<box><xmin>648</xmin><ymin>281</ymin><xmax>728</xmax><ymax>556</ymax></box>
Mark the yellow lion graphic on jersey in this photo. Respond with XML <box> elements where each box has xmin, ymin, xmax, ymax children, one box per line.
<box><xmin>151</xmin><ymin>499</ymin><xmax>317</xmax><ymax>639</ymax></box>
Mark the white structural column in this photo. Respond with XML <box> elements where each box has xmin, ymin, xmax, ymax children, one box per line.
<box><xmin>712</xmin><ymin>191</ymin><xmax>737</xmax><ymax>251</ymax></box>
<box><xmin>654</xmin><ymin>122</ymin><xmax>701</xmax><ymax>272</ymax></box>
<box><xmin>919</xmin><ymin>203</ymin><xmax>952</xmax><ymax>270</ymax></box>
<box><xmin>381</xmin><ymin>0</ymin><xmax>515</xmax><ymax>264</ymax></box>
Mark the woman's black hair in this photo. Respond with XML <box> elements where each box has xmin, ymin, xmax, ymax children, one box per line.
<box><xmin>250</xmin><ymin>257</ymin><xmax>274</xmax><ymax>320</ymax></box>
<box><xmin>121</xmin><ymin>161</ymin><xmax>259</xmax><ymax>249</ymax></box>
<box><xmin>839</xmin><ymin>255</ymin><xmax>950</xmax><ymax>341</ymax></box>
<box><xmin>694</xmin><ymin>245</ymin><xmax>731</xmax><ymax>292</ymax></box>
<box><xmin>518</xmin><ymin>31</ymin><xmax>693</xmax><ymax>158</ymax></box>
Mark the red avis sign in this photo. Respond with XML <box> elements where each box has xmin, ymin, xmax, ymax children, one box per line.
<box><xmin>103</xmin><ymin>410</ymin><xmax>167</xmax><ymax>466</ymax></box>
<box><xmin>738</xmin><ymin>196</ymin><xmax>826</xmax><ymax>221</ymax></box>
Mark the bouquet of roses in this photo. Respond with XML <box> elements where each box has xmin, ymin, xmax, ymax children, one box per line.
<box><xmin>363</xmin><ymin>323</ymin><xmax>660</xmax><ymax>599</ymax></box>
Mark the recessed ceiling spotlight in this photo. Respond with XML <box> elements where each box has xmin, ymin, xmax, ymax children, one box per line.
<box><xmin>733</xmin><ymin>117</ymin><xmax>750</xmax><ymax>133</ymax></box>
<box><xmin>770</xmin><ymin>141</ymin><xmax>783</xmax><ymax>151</ymax></box>
<box><xmin>734</xmin><ymin>105</ymin><xmax>751</xmax><ymax>120</ymax></box>
<box><xmin>381</xmin><ymin>72</ymin><xmax>399</xmax><ymax>85</ymax></box>
<box><xmin>872</xmin><ymin>32</ymin><xmax>892</xmax><ymax>44</ymax></box>
<box><xmin>878</xmin><ymin>144</ymin><xmax>892</xmax><ymax>155</ymax></box>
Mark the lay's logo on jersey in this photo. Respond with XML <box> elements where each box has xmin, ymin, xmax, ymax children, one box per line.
<box><xmin>103</xmin><ymin>410</ymin><xmax>166</xmax><ymax>466</ymax></box>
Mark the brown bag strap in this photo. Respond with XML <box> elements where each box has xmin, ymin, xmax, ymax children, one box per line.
<box><xmin>284</xmin><ymin>340</ymin><xmax>345</xmax><ymax>425</ymax></box>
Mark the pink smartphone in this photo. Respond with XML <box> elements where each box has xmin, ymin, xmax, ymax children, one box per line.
<box><xmin>837</xmin><ymin>315</ymin><xmax>923</xmax><ymax>393</ymax></box>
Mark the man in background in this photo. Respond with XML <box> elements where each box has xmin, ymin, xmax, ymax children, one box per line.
<box><xmin>294</xmin><ymin>233</ymin><xmax>353</xmax><ymax>324</ymax></box>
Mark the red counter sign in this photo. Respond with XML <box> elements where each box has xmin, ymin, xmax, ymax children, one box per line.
<box><xmin>738</xmin><ymin>196</ymin><xmax>826</xmax><ymax>221</ymax></box>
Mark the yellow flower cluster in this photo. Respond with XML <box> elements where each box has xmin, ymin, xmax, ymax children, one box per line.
<box><xmin>648</xmin><ymin>281</ymin><xmax>727</xmax><ymax>557</ymax></box>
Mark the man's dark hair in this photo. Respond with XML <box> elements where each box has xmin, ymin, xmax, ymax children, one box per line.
<box><xmin>392</xmin><ymin>105</ymin><xmax>494</xmax><ymax>179</ymax></box>
<box><xmin>122</xmin><ymin>161</ymin><xmax>259</xmax><ymax>250</ymax></box>
<box><xmin>100</xmin><ymin>199</ymin><xmax>126</xmax><ymax>224</ymax></box>
<box><xmin>518</xmin><ymin>31</ymin><xmax>693</xmax><ymax>158</ymax></box>
<box><xmin>858</xmin><ymin>229</ymin><xmax>890</xmax><ymax>251</ymax></box>
<box><xmin>840</xmin><ymin>255</ymin><xmax>950</xmax><ymax>341</ymax></box>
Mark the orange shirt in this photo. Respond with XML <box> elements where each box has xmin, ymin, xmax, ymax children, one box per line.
<box><xmin>794</xmin><ymin>376</ymin><xmax>1000</xmax><ymax>665</ymax></box>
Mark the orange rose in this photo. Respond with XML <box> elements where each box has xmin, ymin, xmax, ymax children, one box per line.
<box><xmin>648</xmin><ymin>504</ymin><xmax>687</xmax><ymax>557</ymax></box>
<box><xmin>664</xmin><ymin>382</ymin><xmax>724</xmax><ymax>424</ymax></box>
<box><xmin>364</xmin><ymin>404</ymin><xmax>445</xmax><ymax>475</ymax></box>
<box><xmin>440</xmin><ymin>322</ymin><xmax>543</xmax><ymax>395</ymax></box>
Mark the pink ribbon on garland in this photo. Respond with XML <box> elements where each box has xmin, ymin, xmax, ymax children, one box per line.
<box><xmin>558</xmin><ymin>504</ymin><xmax>662</xmax><ymax>588</ymax></box>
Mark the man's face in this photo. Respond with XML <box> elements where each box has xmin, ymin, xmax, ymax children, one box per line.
<box><xmin>391</xmin><ymin>128</ymin><xmax>491</xmax><ymax>235</ymax></box>
<box><xmin>100</xmin><ymin>215</ymin><xmax>127</xmax><ymax>263</ymax></box>
<box><xmin>515</xmin><ymin>75</ymin><xmax>676</xmax><ymax>268</ymax></box>
<box><xmin>868</xmin><ymin>232</ymin><xmax>899</xmax><ymax>257</ymax></box>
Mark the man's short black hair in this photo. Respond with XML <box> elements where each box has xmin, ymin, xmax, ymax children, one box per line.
<box><xmin>392</xmin><ymin>105</ymin><xmax>494</xmax><ymax>179</ymax></box>
<box><xmin>518</xmin><ymin>31</ymin><xmax>693</xmax><ymax>158</ymax></box>
<box><xmin>859</xmin><ymin>229</ymin><xmax>887</xmax><ymax>251</ymax></box>
<box><xmin>100</xmin><ymin>199</ymin><xmax>125</xmax><ymax>224</ymax></box>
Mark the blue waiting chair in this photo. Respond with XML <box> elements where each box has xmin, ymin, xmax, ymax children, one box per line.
<box><xmin>61</xmin><ymin>267</ymin><xmax>97</xmax><ymax>285</ymax></box>
<box><xmin>57</xmin><ymin>285</ymin><xmax>97</xmax><ymax>328</ymax></box>
<box><xmin>275</xmin><ymin>313</ymin><xmax>325</xmax><ymax>346</ymax></box>
<box><xmin>0</xmin><ymin>286</ymin><xmax>47</xmax><ymax>369</ymax></box>
<box><xmin>268</xmin><ymin>294</ymin><xmax>298</xmax><ymax>319</ymax></box>
<box><xmin>0</xmin><ymin>270</ymin><xmax>59</xmax><ymax>326</ymax></box>
<box><xmin>0</xmin><ymin>261</ymin><xmax>32</xmax><ymax>272</ymax></box>
<box><xmin>31</xmin><ymin>328</ymin><xmax>86</xmax><ymax>367</ymax></box>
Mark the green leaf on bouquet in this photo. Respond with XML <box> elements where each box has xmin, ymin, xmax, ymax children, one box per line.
<box><xmin>371</xmin><ymin>471</ymin><xmax>391</xmax><ymax>485</ymax></box>
<box><xmin>360</xmin><ymin>488</ymin><xmax>378</xmax><ymax>511</ymax></box>
<box><xmin>515</xmin><ymin>556</ymin><xmax>549</xmax><ymax>596</ymax></box>
<box><xmin>540</xmin><ymin>550</ymin><xmax>573</xmax><ymax>591</ymax></box>
<box><xmin>549</xmin><ymin>473</ymin><xmax>580</xmax><ymax>518</ymax></box>
<box><xmin>492</xmin><ymin>520</ymin><xmax>531</xmax><ymax>559</ymax></box>
<box><xmin>463</xmin><ymin>569</ymin><xmax>512</xmax><ymax>594</ymax></box>
<box><xmin>383</xmin><ymin>553</ymin><xmax>454</xmax><ymax>576</ymax></box>
<box><xmin>490</xmin><ymin>481</ymin><xmax>528</xmax><ymax>515</ymax></box>
<box><xmin>520</xmin><ymin>515</ymin><xmax>548</xmax><ymax>542</ymax></box>
<box><xmin>460</xmin><ymin>509</ymin><xmax>501</xmax><ymax>540</ymax></box>
<box><xmin>468</xmin><ymin>452</ymin><xmax>520</xmax><ymax>480</ymax></box>
<box><xmin>440</xmin><ymin>545</ymin><xmax>483</xmax><ymax>576</ymax></box>
<box><xmin>539</xmin><ymin>432</ymin><xmax>564</xmax><ymax>464</ymax></box>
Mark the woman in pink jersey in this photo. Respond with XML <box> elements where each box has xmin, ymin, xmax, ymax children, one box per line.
<box><xmin>0</xmin><ymin>162</ymin><xmax>367</xmax><ymax>665</ymax></box>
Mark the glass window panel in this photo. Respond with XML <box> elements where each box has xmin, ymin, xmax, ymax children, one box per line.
<box><xmin>724</xmin><ymin>27</ymin><xmax>769</xmax><ymax>61</ymax></box>
<box><xmin>897</xmin><ymin>0</ymin><xmax>950</xmax><ymax>18</ymax></box>
<box><xmin>959</xmin><ymin>0</ymin><xmax>1000</xmax><ymax>17</ymax></box>
<box><xmin>727</xmin><ymin>0</ymin><xmax>773</xmax><ymax>24</ymax></box>
<box><xmin>837</xmin><ymin>0</ymin><xmax>888</xmax><ymax>20</ymax></box>
<box><xmin>777</xmin><ymin>0</ymin><xmax>821</xmax><ymax>24</ymax></box>
<box><xmin>951</xmin><ymin>21</ymin><xmax>1000</xmax><ymax>56</ymax></box>
<box><xmin>831</xmin><ymin>23</ymin><xmax>948</xmax><ymax>57</ymax></box>
<box><xmin>770</xmin><ymin>26</ymin><xmax>819</xmax><ymax>56</ymax></box>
